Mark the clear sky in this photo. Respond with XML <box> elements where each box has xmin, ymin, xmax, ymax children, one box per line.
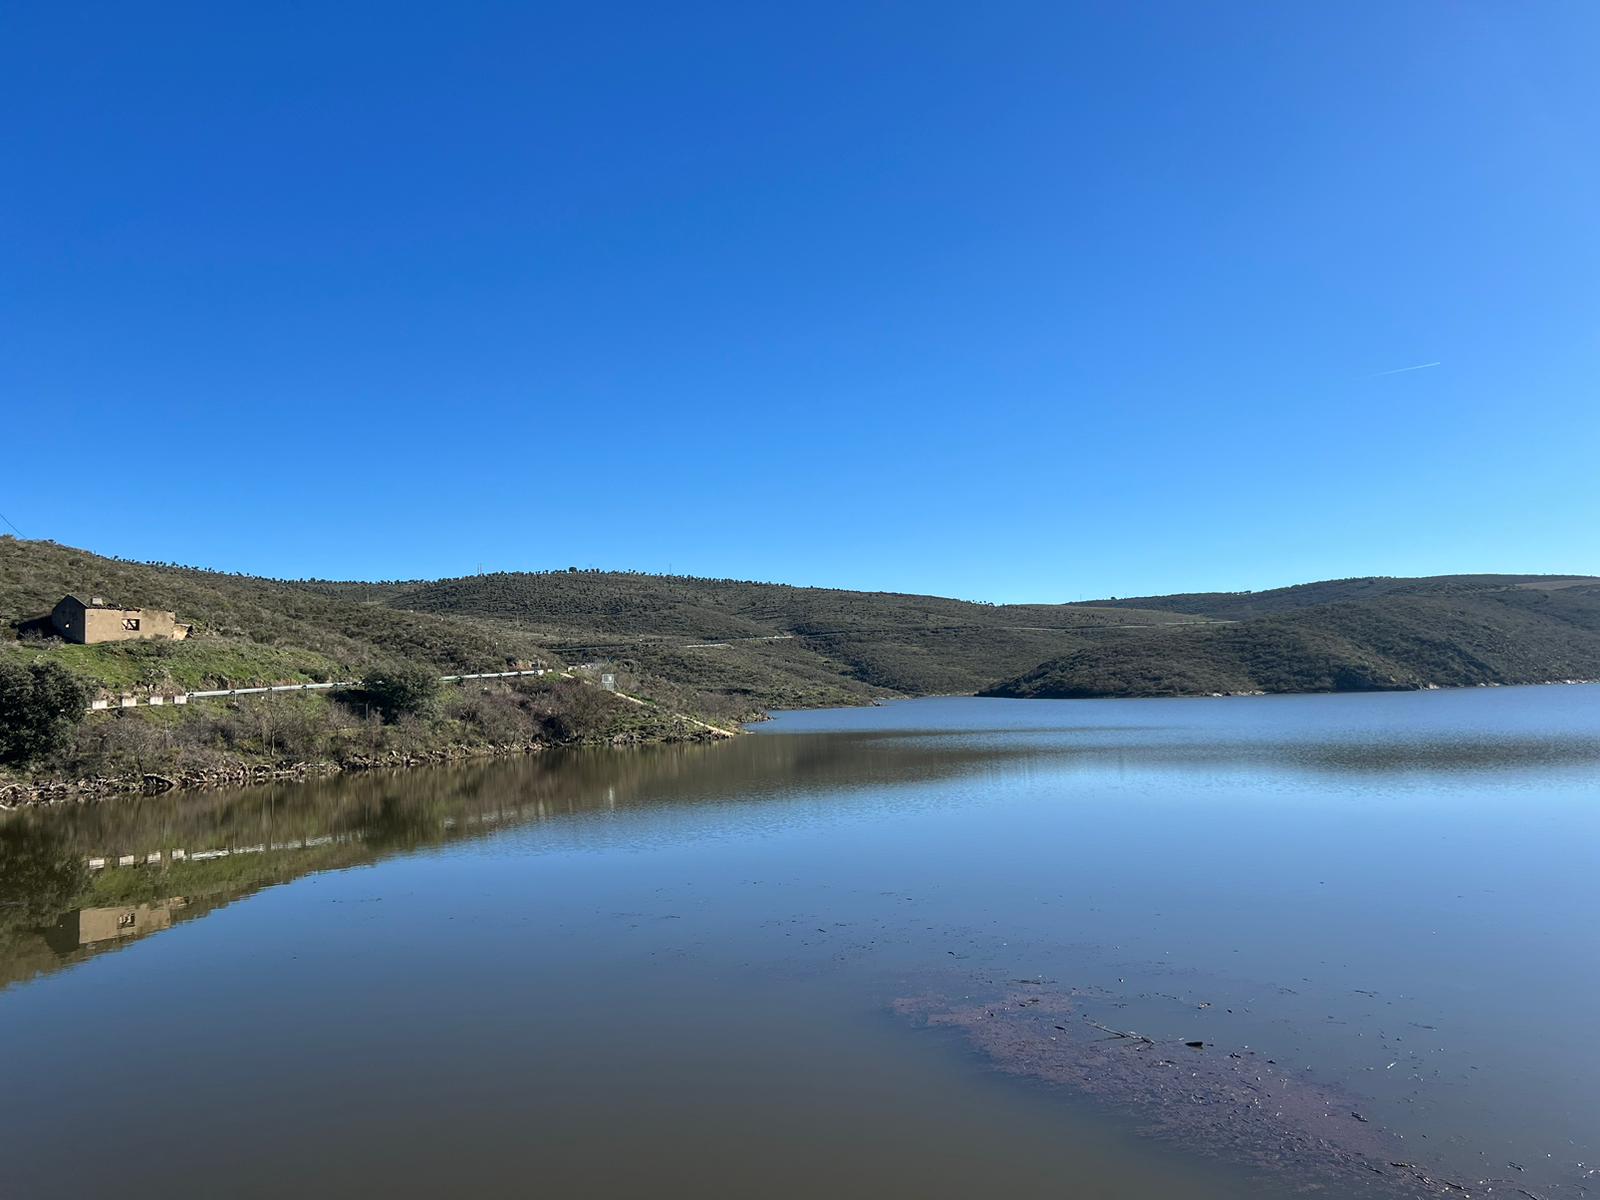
<box><xmin>4</xmin><ymin>2</ymin><xmax>1597</xmax><ymax>602</ymax></box>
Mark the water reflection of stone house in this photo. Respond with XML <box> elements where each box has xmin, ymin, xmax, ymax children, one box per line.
<box><xmin>44</xmin><ymin>899</ymin><xmax>189</xmax><ymax>952</ymax></box>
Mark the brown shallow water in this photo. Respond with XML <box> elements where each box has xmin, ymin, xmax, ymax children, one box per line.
<box><xmin>2</xmin><ymin>686</ymin><xmax>1598</xmax><ymax>1198</ymax></box>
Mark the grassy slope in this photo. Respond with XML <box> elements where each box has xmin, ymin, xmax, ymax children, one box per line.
<box><xmin>0</xmin><ymin>538</ymin><xmax>1200</xmax><ymax>788</ymax></box>
<box><xmin>3</xmin><ymin>540</ymin><xmax>785</xmax><ymax>788</ymax></box>
<box><xmin>9</xmin><ymin>537</ymin><xmax>1595</xmax><ymax>715</ymax></box>
<box><xmin>6</xmin><ymin>539</ymin><xmax>1193</xmax><ymax>708</ymax></box>
<box><xmin>1067</xmin><ymin>574</ymin><xmax>1597</xmax><ymax>619</ymax></box>
<box><xmin>309</xmin><ymin>570</ymin><xmax>1203</xmax><ymax>701</ymax></box>
<box><xmin>987</xmin><ymin>585</ymin><xmax>1600</xmax><ymax>698</ymax></box>
<box><xmin>0</xmin><ymin>537</ymin><xmax>552</xmax><ymax>693</ymax></box>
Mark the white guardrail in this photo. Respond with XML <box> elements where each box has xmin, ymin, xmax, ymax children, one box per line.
<box><xmin>88</xmin><ymin>669</ymin><xmax>552</xmax><ymax>712</ymax></box>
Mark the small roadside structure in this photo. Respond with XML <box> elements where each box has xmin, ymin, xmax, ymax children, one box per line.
<box><xmin>51</xmin><ymin>595</ymin><xmax>191</xmax><ymax>645</ymax></box>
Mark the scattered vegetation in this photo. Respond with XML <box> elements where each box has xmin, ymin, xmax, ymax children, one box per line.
<box><xmin>4</xmin><ymin>676</ymin><xmax>708</xmax><ymax>791</ymax></box>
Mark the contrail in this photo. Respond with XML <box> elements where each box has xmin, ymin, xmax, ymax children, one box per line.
<box><xmin>1368</xmin><ymin>361</ymin><xmax>1441</xmax><ymax>377</ymax></box>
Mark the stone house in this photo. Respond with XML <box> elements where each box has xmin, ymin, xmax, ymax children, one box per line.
<box><xmin>50</xmin><ymin>595</ymin><xmax>192</xmax><ymax>645</ymax></box>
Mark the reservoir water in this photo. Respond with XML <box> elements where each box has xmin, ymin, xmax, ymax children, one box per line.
<box><xmin>3</xmin><ymin>686</ymin><xmax>1597</xmax><ymax>1198</ymax></box>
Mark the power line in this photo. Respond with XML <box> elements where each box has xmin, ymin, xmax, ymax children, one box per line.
<box><xmin>0</xmin><ymin>509</ymin><xmax>23</xmax><ymax>538</ymax></box>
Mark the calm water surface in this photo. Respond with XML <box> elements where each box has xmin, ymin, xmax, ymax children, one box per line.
<box><xmin>2</xmin><ymin>686</ymin><xmax>1597</xmax><ymax>1198</ymax></box>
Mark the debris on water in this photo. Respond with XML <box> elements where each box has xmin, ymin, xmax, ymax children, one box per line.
<box><xmin>1084</xmin><ymin>1018</ymin><xmax>1156</xmax><ymax>1045</ymax></box>
<box><xmin>897</xmin><ymin>986</ymin><xmax>1422</xmax><ymax>1198</ymax></box>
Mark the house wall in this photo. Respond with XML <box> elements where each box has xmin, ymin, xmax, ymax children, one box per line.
<box><xmin>52</xmin><ymin>598</ymin><xmax>186</xmax><ymax>644</ymax></box>
<box><xmin>50</xmin><ymin>598</ymin><xmax>87</xmax><ymax>643</ymax></box>
<box><xmin>81</xmin><ymin>607</ymin><xmax>181</xmax><ymax>644</ymax></box>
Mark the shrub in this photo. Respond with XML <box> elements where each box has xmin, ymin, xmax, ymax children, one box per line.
<box><xmin>71</xmin><ymin>712</ymin><xmax>171</xmax><ymax>777</ymax></box>
<box><xmin>450</xmin><ymin>688</ymin><xmax>532</xmax><ymax>745</ymax></box>
<box><xmin>511</xmin><ymin>677</ymin><xmax>623</xmax><ymax>742</ymax></box>
<box><xmin>354</xmin><ymin>664</ymin><xmax>440</xmax><ymax>723</ymax></box>
<box><xmin>0</xmin><ymin>659</ymin><xmax>92</xmax><ymax>767</ymax></box>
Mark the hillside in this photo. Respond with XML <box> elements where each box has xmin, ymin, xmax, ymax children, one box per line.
<box><xmin>2</xmin><ymin>539</ymin><xmax>1199</xmax><ymax>711</ymax></box>
<box><xmin>0</xmin><ymin>539</ymin><xmax>756</xmax><ymax>793</ymax></box>
<box><xmin>1069</xmin><ymin>574</ymin><xmax>1596</xmax><ymax>620</ymax></box>
<box><xmin>0</xmin><ymin>537</ymin><xmax>554</xmax><ymax>694</ymax></box>
<box><xmin>988</xmin><ymin>585</ymin><xmax>1600</xmax><ymax>699</ymax></box>
<box><xmin>8</xmin><ymin>537</ymin><xmax>1597</xmax><ymax>728</ymax></box>
<box><xmin>1</xmin><ymin>538</ymin><xmax>1227</xmax><ymax>794</ymax></box>
<box><xmin>305</xmin><ymin>570</ymin><xmax>1203</xmax><ymax>704</ymax></box>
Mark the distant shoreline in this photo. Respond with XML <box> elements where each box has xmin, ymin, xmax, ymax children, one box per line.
<box><xmin>759</xmin><ymin>676</ymin><xmax>1600</xmax><ymax>716</ymax></box>
<box><xmin>10</xmin><ymin>678</ymin><xmax>1600</xmax><ymax>809</ymax></box>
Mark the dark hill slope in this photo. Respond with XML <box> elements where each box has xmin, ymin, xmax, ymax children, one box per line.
<box><xmin>986</xmin><ymin>586</ymin><xmax>1600</xmax><ymax>699</ymax></box>
<box><xmin>310</xmin><ymin>572</ymin><xmax>1203</xmax><ymax>701</ymax></box>
<box><xmin>1070</xmin><ymin>575</ymin><xmax>1595</xmax><ymax>620</ymax></box>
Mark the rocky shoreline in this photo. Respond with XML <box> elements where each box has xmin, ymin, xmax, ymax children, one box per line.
<box><xmin>0</xmin><ymin>728</ymin><xmax>727</xmax><ymax>808</ymax></box>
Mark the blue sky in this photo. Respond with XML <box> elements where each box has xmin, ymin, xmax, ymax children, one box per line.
<box><xmin>4</xmin><ymin>2</ymin><xmax>1597</xmax><ymax>602</ymax></box>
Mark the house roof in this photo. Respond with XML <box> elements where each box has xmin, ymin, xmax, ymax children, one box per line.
<box><xmin>62</xmin><ymin>594</ymin><xmax>135</xmax><ymax>611</ymax></box>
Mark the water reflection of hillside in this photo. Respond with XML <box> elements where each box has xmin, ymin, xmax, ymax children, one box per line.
<box><xmin>0</xmin><ymin>743</ymin><xmax>798</xmax><ymax>991</ymax></box>
<box><xmin>8</xmin><ymin>718</ymin><xmax>1599</xmax><ymax>993</ymax></box>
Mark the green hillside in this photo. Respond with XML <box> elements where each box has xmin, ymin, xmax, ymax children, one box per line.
<box><xmin>7</xmin><ymin>536</ymin><xmax>1597</xmax><ymax>756</ymax></box>
<box><xmin>307</xmin><ymin>570</ymin><xmax>1203</xmax><ymax>703</ymax></box>
<box><xmin>988</xmin><ymin>585</ymin><xmax>1600</xmax><ymax>698</ymax></box>
<box><xmin>1068</xmin><ymin>574</ymin><xmax>1596</xmax><ymax>620</ymax></box>
<box><xmin>0</xmin><ymin>537</ymin><xmax>552</xmax><ymax>694</ymax></box>
<box><xmin>3</xmin><ymin>538</ymin><xmax>1195</xmax><ymax>710</ymax></box>
<box><xmin>1</xmin><ymin>539</ymin><xmax>748</xmax><ymax>791</ymax></box>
